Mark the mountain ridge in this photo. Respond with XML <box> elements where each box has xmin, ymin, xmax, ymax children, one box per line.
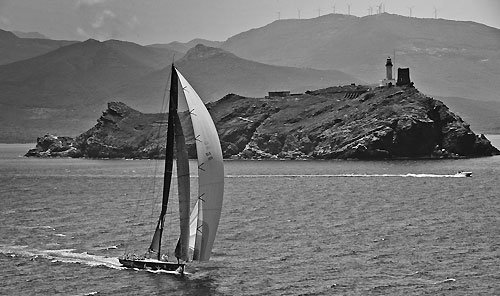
<box><xmin>12</xmin><ymin>31</ymin><xmax>49</xmax><ymax>39</ymax></box>
<box><xmin>112</xmin><ymin>44</ymin><xmax>361</xmax><ymax>113</ymax></box>
<box><xmin>0</xmin><ymin>42</ymin><xmax>359</xmax><ymax>142</ymax></box>
<box><xmin>148</xmin><ymin>38</ymin><xmax>222</xmax><ymax>53</ymax></box>
<box><xmin>2</xmin><ymin>14</ymin><xmax>500</xmax><ymax>142</ymax></box>
<box><xmin>221</xmin><ymin>13</ymin><xmax>500</xmax><ymax>102</ymax></box>
<box><xmin>0</xmin><ymin>38</ymin><xmax>181</xmax><ymax>142</ymax></box>
<box><xmin>0</xmin><ymin>28</ymin><xmax>76</xmax><ymax>65</ymax></box>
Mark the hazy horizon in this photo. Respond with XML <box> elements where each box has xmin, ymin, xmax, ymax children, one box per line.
<box><xmin>0</xmin><ymin>0</ymin><xmax>499</xmax><ymax>45</ymax></box>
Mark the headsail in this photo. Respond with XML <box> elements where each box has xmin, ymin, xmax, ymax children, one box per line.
<box><xmin>176</xmin><ymin>68</ymin><xmax>224</xmax><ymax>262</ymax></box>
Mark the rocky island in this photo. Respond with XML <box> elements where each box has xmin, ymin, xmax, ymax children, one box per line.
<box><xmin>26</xmin><ymin>84</ymin><xmax>499</xmax><ymax>159</ymax></box>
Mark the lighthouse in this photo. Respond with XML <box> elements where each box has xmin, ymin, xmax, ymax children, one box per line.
<box><xmin>386</xmin><ymin>57</ymin><xmax>393</xmax><ymax>80</ymax></box>
<box><xmin>380</xmin><ymin>56</ymin><xmax>396</xmax><ymax>86</ymax></box>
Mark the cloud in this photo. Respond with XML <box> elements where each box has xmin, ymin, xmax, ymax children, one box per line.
<box><xmin>0</xmin><ymin>0</ymin><xmax>11</xmax><ymax>26</ymax></box>
<box><xmin>127</xmin><ymin>15</ymin><xmax>139</xmax><ymax>29</ymax></box>
<box><xmin>76</xmin><ymin>0</ymin><xmax>109</xmax><ymax>7</ymax></box>
<box><xmin>92</xmin><ymin>9</ymin><xmax>116</xmax><ymax>28</ymax></box>
<box><xmin>76</xmin><ymin>27</ymin><xmax>89</xmax><ymax>38</ymax></box>
<box><xmin>74</xmin><ymin>0</ymin><xmax>139</xmax><ymax>42</ymax></box>
<box><xmin>0</xmin><ymin>0</ymin><xmax>10</xmax><ymax>8</ymax></box>
<box><xmin>76</xmin><ymin>8</ymin><xmax>125</xmax><ymax>40</ymax></box>
<box><xmin>0</xmin><ymin>15</ymin><xmax>10</xmax><ymax>25</ymax></box>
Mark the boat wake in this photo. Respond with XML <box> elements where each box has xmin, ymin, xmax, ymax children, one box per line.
<box><xmin>226</xmin><ymin>173</ymin><xmax>469</xmax><ymax>178</ymax></box>
<box><xmin>0</xmin><ymin>245</ymin><xmax>123</xmax><ymax>270</ymax></box>
<box><xmin>142</xmin><ymin>268</ymin><xmax>187</xmax><ymax>276</ymax></box>
<box><xmin>1</xmin><ymin>245</ymin><xmax>189</xmax><ymax>275</ymax></box>
<box><xmin>433</xmin><ymin>278</ymin><xmax>456</xmax><ymax>285</ymax></box>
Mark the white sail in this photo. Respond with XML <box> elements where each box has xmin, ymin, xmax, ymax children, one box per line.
<box><xmin>176</xmin><ymin>68</ymin><xmax>224</xmax><ymax>262</ymax></box>
<box><xmin>188</xmin><ymin>200</ymin><xmax>199</xmax><ymax>252</ymax></box>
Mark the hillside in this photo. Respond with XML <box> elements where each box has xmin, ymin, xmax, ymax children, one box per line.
<box><xmin>0</xmin><ymin>39</ymin><xmax>181</xmax><ymax>107</ymax></box>
<box><xmin>222</xmin><ymin>13</ymin><xmax>500</xmax><ymax>102</ymax></box>
<box><xmin>26</xmin><ymin>85</ymin><xmax>498</xmax><ymax>159</ymax></box>
<box><xmin>0</xmin><ymin>29</ymin><xmax>76</xmax><ymax>65</ymax></box>
<box><xmin>0</xmin><ymin>39</ymin><xmax>181</xmax><ymax>142</ymax></box>
<box><xmin>115</xmin><ymin>44</ymin><xmax>361</xmax><ymax>113</ymax></box>
<box><xmin>12</xmin><ymin>31</ymin><xmax>49</xmax><ymax>39</ymax></box>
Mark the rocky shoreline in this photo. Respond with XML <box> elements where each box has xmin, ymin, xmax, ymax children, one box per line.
<box><xmin>25</xmin><ymin>84</ymin><xmax>499</xmax><ymax>160</ymax></box>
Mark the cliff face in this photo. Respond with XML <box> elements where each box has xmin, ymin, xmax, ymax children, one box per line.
<box><xmin>210</xmin><ymin>85</ymin><xmax>498</xmax><ymax>159</ymax></box>
<box><xmin>25</xmin><ymin>102</ymin><xmax>196</xmax><ymax>159</ymax></box>
<box><xmin>26</xmin><ymin>85</ymin><xmax>499</xmax><ymax>159</ymax></box>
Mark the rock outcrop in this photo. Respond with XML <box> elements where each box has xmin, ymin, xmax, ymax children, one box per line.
<box><xmin>25</xmin><ymin>134</ymin><xmax>81</xmax><ymax>158</ymax></box>
<box><xmin>26</xmin><ymin>85</ymin><xmax>499</xmax><ymax>159</ymax></box>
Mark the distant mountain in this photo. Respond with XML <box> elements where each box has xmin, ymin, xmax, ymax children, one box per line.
<box><xmin>222</xmin><ymin>13</ymin><xmax>500</xmax><ymax>102</ymax></box>
<box><xmin>4</xmin><ymin>13</ymin><xmax>500</xmax><ymax>142</ymax></box>
<box><xmin>0</xmin><ymin>29</ymin><xmax>76</xmax><ymax>65</ymax></box>
<box><xmin>12</xmin><ymin>30</ymin><xmax>49</xmax><ymax>39</ymax></box>
<box><xmin>0</xmin><ymin>41</ymin><xmax>359</xmax><ymax>142</ymax></box>
<box><xmin>114</xmin><ymin>44</ymin><xmax>362</xmax><ymax>113</ymax></box>
<box><xmin>148</xmin><ymin>38</ymin><xmax>222</xmax><ymax>53</ymax></box>
<box><xmin>0</xmin><ymin>39</ymin><xmax>181</xmax><ymax>107</ymax></box>
<box><xmin>0</xmin><ymin>39</ymin><xmax>182</xmax><ymax>142</ymax></box>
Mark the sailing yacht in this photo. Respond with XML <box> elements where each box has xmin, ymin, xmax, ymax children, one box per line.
<box><xmin>119</xmin><ymin>64</ymin><xmax>224</xmax><ymax>274</ymax></box>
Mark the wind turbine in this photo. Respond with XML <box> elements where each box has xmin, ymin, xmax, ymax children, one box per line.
<box><xmin>347</xmin><ymin>4</ymin><xmax>351</xmax><ymax>15</ymax></box>
<box><xmin>276</xmin><ymin>11</ymin><xmax>281</xmax><ymax>20</ymax></box>
<box><xmin>332</xmin><ymin>2</ymin><xmax>336</xmax><ymax>14</ymax></box>
<box><xmin>297</xmin><ymin>9</ymin><xmax>301</xmax><ymax>19</ymax></box>
<box><xmin>433</xmin><ymin>6</ymin><xmax>438</xmax><ymax>19</ymax></box>
<box><xmin>407</xmin><ymin>6</ymin><xmax>414</xmax><ymax>17</ymax></box>
<box><xmin>318</xmin><ymin>7</ymin><xmax>321</xmax><ymax>17</ymax></box>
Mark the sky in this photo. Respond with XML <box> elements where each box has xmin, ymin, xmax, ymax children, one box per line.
<box><xmin>0</xmin><ymin>0</ymin><xmax>499</xmax><ymax>45</ymax></box>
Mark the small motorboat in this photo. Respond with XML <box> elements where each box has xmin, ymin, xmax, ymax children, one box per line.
<box><xmin>456</xmin><ymin>171</ymin><xmax>473</xmax><ymax>177</ymax></box>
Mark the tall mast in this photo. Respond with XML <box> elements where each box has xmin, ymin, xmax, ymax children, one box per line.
<box><xmin>149</xmin><ymin>64</ymin><xmax>178</xmax><ymax>260</ymax></box>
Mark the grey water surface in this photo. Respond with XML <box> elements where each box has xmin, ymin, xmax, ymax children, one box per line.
<box><xmin>1</xmin><ymin>140</ymin><xmax>499</xmax><ymax>295</ymax></box>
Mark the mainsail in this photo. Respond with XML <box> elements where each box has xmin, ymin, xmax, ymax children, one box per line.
<box><xmin>148</xmin><ymin>64</ymin><xmax>179</xmax><ymax>260</ymax></box>
<box><xmin>176</xmin><ymin>69</ymin><xmax>224</xmax><ymax>261</ymax></box>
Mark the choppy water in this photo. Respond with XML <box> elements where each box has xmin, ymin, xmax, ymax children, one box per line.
<box><xmin>1</xmin><ymin>139</ymin><xmax>500</xmax><ymax>295</ymax></box>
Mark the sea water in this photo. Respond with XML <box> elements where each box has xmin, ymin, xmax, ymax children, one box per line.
<box><xmin>1</xmin><ymin>139</ymin><xmax>500</xmax><ymax>295</ymax></box>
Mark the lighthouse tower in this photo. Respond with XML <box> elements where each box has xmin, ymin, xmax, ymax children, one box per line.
<box><xmin>386</xmin><ymin>57</ymin><xmax>393</xmax><ymax>80</ymax></box>
<box><xmin>381</xmin><ymin>56</ymin><xmax>396</xmax><ymax>86</ymax></box>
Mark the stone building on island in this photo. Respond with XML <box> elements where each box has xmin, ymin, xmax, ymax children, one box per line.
<box><xmin>381</xmin><ymin>56</ymin><xmax>413</xmax><ymax>87</ymax></box>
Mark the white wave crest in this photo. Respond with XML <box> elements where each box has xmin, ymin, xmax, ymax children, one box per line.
<box><xmin>226</xmin><ymin>173</ymin><xmax>468</xmax><ymax>178</ymax></box>
<box><xmin>0</xmin><ymin>245</ymin><xmax>123</xmax><ymax>270</ymax></box>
